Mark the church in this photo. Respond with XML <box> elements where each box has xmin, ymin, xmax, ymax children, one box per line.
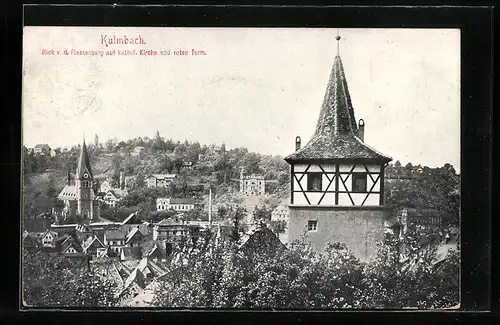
<box><xmin>284</xmin><ymin>34</ymin><xmax>392</xmax><ymax>261</ymax></box>
<box><xmin>57</xmin><ymin>139</ymin><xmax>100</xmax><ymax>221</ymax></box>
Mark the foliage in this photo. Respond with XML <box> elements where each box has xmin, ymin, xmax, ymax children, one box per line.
<box><xmin>385</xmin><ymin>163</ymin><xmax>460</xmax><ymax>226</ymax></box>
<box><xmin>22</xmin><ymin>249</ymin><xmax>117</xmax><ymax>307</ymax></box>
<box><xmin>151</xmin><ymin>226</ymin><xmax>459</xmax><ymax>309</ymax></box>
<box><xmin>269</xmin><ymin>220</ymin><xmax>287</xmax><ymax>234</ymax></box>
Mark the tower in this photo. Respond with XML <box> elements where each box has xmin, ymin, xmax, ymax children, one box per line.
<box><xmin>284</xmin><ymin>32</ymin><xmax>392</xmax><ymax>260</ymax></box>
<box><xmin>76</xmin><ymin>138</ymin><xmax>95</xmax><ymax>220</ymax></box>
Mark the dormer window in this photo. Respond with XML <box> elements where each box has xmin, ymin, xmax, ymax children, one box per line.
<box><xmin>352</xmin><ymin>173</ymin><xmax>367</xmax><ymax>193</ymax></box>
<box><xmin>307</xmin><ymin>173</ymin><xmax>322</xmax><ymax>191</ymax></box>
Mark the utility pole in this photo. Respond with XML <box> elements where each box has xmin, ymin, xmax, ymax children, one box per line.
<box><xmin>208</xmin><ymin>187</ymin><xmax>212</xmax><ymax>226</ymax></box>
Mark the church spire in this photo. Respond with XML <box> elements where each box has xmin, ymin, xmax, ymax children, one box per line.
<box><xmin>76</xmin><ymin>138</ymin><xmax>93</xmax><ymax>179</ymax></box>
<box><xmin>314</xmin><ymin>43</ymin><xmax>358</xmax><ymax>138</ymax></box>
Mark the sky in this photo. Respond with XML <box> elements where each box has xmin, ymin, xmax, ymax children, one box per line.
<box><xmin>22</xmin><ymin>27</ymin><xmax>460</xmax><ymax>170</ymax></box>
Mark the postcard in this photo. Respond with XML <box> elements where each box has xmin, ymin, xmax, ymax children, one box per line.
<box><xmin>22</xmin><ymin>26</ymin><xmax>460</xmax><ymax>309</ymax></box>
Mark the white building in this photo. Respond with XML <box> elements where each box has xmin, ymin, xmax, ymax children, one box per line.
<box><xmin>146</xmin><ymin>174</ymin><xmax>177</xmax><ymax>188</ymax></box>
<box><xmin>239</xmin><ymin>169</ymin><xmax>266</xmax><ymax>196</ymax></box>
<box><xmin>271</xmin><ymin>205</ymin><xmax>290</xmax><ymax>222</ymax></box>
<box><xmin>156</xmin><ymin>197</ymin><xmax>195</xmax><ymax>212</ymax></box>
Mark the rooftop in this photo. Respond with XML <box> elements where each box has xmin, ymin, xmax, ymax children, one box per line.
<box><xmin>285</xmin><ymin>55</ymin><xmax>391</xmax><ymax>163</ymax></box>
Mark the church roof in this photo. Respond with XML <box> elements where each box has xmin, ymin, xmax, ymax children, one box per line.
<box><xmin>58</xmin><ymin>185</ymin><xmax>78</xmax><ymax>200</ymax></box>
<box><xmin>76</xmin><ymin>140</ymin><xmax>93</xmax><ymax>178</ymax></box>
<box><xmin>285</xmin><ymin>55</ymin><xmax>391</xmax><ymax>163</ymax></box>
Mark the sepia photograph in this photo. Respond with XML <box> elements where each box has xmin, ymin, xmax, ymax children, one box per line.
<box><xmin>21</xmin><ymin>27</ymin><xmax>460</xmax><ymax>309</ymax></box>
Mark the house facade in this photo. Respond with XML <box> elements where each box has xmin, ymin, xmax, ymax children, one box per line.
<box><xmin>152</xmin><ymin>219</ymin><xmax>193</xmax><ymax>245</ymax></box>
<box><xmin>104</xmin><ymin>230</ymin><xmax>127</xmax><ymax>254</ymax></box>
<box><xmin>284</xmin><ymin>38</ymin><xmax>392</xmax><ymax>261</ymax></box>
<box><xmin>271</xmin><ymin>205</ymin><xmax>290</xmax><ymax>223</ymax></box>
<box><xmin>33</xmin><ymin>144</ymin><xmax>51</xmax><ymax>155</ymax></box>
<box><xmin>239</xmin><ymin>169</ymin><xmax>266</xmax><ymax>196</ymax></box>
<box><xmin>146</xmin><ymin>174</ymin><xmax>177</xmax><ymax>188</ymax></box>
<box><xmin>41</xmin><ymin>230</ymin><xmax>59</xmax><ymax>248</ymax></box>
<box><xmin>156</xmin><ymin>197</ymin><xmax>195</xmax><ymax>212</ymax></box>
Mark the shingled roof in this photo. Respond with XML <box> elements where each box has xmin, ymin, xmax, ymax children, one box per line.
<box><xmin>76</xmin><ymin>139</ymin><xmax>93</xmax><ymax>178</ymax></box>
<box><xmin>285</xmin><ymin>55</ymin><xmax>391</xmax><ymax>163</ymax></box>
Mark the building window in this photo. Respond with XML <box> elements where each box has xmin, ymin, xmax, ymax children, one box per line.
<box><xmin>307</xmin><ymin>220</ymin><xmax>318</xmax><ymax>232</ymax></box>
<box><xmin>307</xmin><ymin>173</ymin><xmax>323</xmax><ymax>191</ymax></box>
<box><xmin>82</xmin><ymin>180</ymin><xmax>90</xmax><ymax>188</ymax></box>
<box><xmin>352</xmin><ymin>173</ymin><xmax>368</xmax><ymax>193</ymax></box>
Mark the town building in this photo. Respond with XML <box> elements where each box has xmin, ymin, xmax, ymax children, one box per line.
<box><xmin>152</xmin><ymin>218</ymin><xmax>198</xmax><ymax>252</ymax></box>
<box><xmin>82</xmin><ymin>235</ymin><xmax>106</xmax><ymax>256</ymax></box>
<box><xmin>55</xmin><ymin>139</ymin><xmax>100</xmax><ymax>221</ymax></box>
<box><xmin>145</xmin><ymin>174</ymin><xmax>177</xmax><ymax>188</ymax></box>
<box><xmin>98</xmin><ymin>172</ymin><xmax>129</xmax><ymax>207</ymax></box>
<box><xmin>104</xmin><ymin>230</ymin><xmax>127</xmax><ymax>254</ymax></box>
<box><xmin>131</xmin><ymin>146</ymin><xmax>146</xmax><ymax>157</ymax></box>
<box><xmin>41</xmin><ymin>229</ymin><xmax>59</xmax><ymax>248</ymax></box>
<box><xmin>156</xmin><ymin>197</ymin><xmax>195</xmax><ymax>212</ymax></box>
<box><xmin>284</xmin><ymin>35</ymin><xmax>392</xmax><ymax>261</ymax></box>
<box><xmin>125</xmin><ymin>227</ymin><xmax>146</xmax><ymax>248</ymax></box>
<box><xmin>58</xmin><ymin>234</ymin><xmax>84</xmax><ymax>256</ymax></box>
<box><xmin>239</xmin><ymin>168</ymin><xmax>266</xmax><ymax>196</ymax></box>
<box><xmin>33</xmin><ymin>144</ymin><xmax>52</xmax><ymax>155</ymax></box>
<box><xmin>398</xmin><ymin>208</ymin><xmax>442</xmax><ymax>232</ymax></box>
<box><xmin>238</xmin><ymin>219</ymin><xmax>286</xmax><ymax>258</ymax></box>
<box><xmin>182</xmin><ymin>161</ymin><xmax>194</xmax><ymax>169</ymax></box>
<box><xmin>22</xmin><ymin>232</ymin><xmax>40</xmax><ymax>251</ymax></box>
<box><xmin>271</xmin><ymin>205</ymin><xmax>290</xmax><ymax>223</ymax></box>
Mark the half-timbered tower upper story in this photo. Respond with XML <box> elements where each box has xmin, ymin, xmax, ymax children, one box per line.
<box><xmin>284</xmin><ymin>54</ymin><xmax>392</xmax><ymax>207</ymax></box>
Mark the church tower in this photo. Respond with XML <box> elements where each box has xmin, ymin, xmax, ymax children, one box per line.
<box><xmin>284</xmin><ymin>32</ymin><xmax>392</xmax><ymax>260</ymax></box>
<box><xmin>76</xmin><ymin>138</ymin><xmax>95</xmax><ymax>220</ymax></box>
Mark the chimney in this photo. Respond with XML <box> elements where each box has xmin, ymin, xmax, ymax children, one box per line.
<box><xmin>120</xmin><ymin>171</ymin><xmax>124</xmax><ymax>189</ymax></box>
<box><xmin>358</xmin><ymin>119</ymin><xmax>365</xmax><ymax>142</ymax></box>
<box><xmin>295</xmin><ymin>136</ymin><xmax>301</xmax><ymax>152</ymax></box>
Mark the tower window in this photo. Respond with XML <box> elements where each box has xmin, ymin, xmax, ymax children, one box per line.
<box><xmin>307</xmin><ymin>220</ymin><xmax>318</xmax><ymax>232</ymax></box>
<box><xmin>352</xmin><ymin>173</ymin><xmax>367</xmax><ymax>193</ymax></box>
<box><xmin>82</xmin><ymin>180</ymin><xmax>90</xmax><ymax>188</ymax></box>
<box><xmin>307</xmin><ymin>173</ymin><xmax>323</xmax><ymax>191</ymax></box>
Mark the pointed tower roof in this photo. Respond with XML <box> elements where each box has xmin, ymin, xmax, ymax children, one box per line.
<box><xmin>285</xmin><ymin>53</ymin><xmax>391</xmax><ymax>163</ymax></box>
<box><xmin>76</xmin><ymin>139</ymin><xmax>93</xmax><ymax>178</ymax></box>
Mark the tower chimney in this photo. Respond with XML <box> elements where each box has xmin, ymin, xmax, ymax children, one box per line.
<box><xmin>120</xmin><ymin>171</ymin><xmax>124</xmax><ymax>189</ymax></box>
<box><xmin>295</xmin><ymin>136</ymin><xmax>301</xmax><ymax>152</ymax></box>
<box><xmin>358</xmin><ymin>119</ymin><xmax>365</xmax><ymax>142</ymax></box>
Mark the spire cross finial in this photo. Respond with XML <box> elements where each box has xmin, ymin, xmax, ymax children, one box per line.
<box><xmin>335</xmin><ymin>28</ymin><xmax>341</xmax><ymax>55</ymax></box>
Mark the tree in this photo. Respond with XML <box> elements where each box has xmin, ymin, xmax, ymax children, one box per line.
<box><xmin>22</xmin><ymin>249</ymin><xmax>117</xmax><ymax>307</ymax></box>
<box><xmin>395</xmin><ymin>160</ymin><xmax>402</xmax><ymax>168</ymax></box>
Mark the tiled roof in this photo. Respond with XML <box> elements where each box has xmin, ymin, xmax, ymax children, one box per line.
<box><xmin>125</xmin><ymin>227</ymin><xmax>143</xmax><ymax>244</ymax></box>
<box><xmin>272</xmin><ymin>205</ymin><xmax>290</xmax><ymax>214</ymax></box>
<box><xmin>105</xmin><ymin>230</ymin><xmax>127</xmax><ymax>240</ymax></box>
<box><xmin>286</xmin><ymin>134</ymin><xmax>391</xmax><ymax>162</ymax></box>
<box><xmin>58</xmin><ymin>185</ymin><xmax>78</xmax><ymax>200</ymax></box>
<box><xmin>148</xmin><ymin>174</ymin><xmax>177</xmax><ymax>180</ymax></box>
<box><xmin>83</xmin><ymin>235</ymin><xmax>105</xmax><ymax>250</ymax></box>
<box><xmin>170</xmin><ymin>197</ymin><xmax>195</xmax><ymax>205</ymax></box>
<box><xmin>107</xmin><ymin>189</ymin><xmax>128</xmax><ymax>199</ymax></box>
<box><xmin>285</xmin><ymin>55</ymin><xmax>391</xmax><ymax>163</ymax></box>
